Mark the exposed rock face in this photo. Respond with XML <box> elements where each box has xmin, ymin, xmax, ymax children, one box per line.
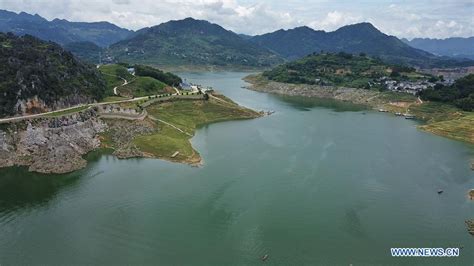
<box><xmin>244</xmin><ymin>75</ymin><xmax>380</xmax><ymax>106</ymax></box>
<box><xmin>0</xmin><ymin>109</ymin><xmax>106</xmax><ymax>174</ymax></box>
<box><xmin>103</xmin><ymin>119</ymin><xmax>156</xmax><ymax>159</ymax></box>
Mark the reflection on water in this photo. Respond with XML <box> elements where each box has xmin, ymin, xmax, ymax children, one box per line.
<box><xmin>0</xmin><ymin>168</ymin><xmax>81</xmax><ymax>211</ymax></box>
<box><xmin>275</xmin><ymin>94</ymin><xmax>368</xmax><ymax>112</ymax></box>
<box><xmin>0</xmin><ymin>149</ymin><xmax>107</xmax><ymax>211</ymax></box>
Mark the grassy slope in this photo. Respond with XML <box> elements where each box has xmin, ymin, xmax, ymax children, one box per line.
<box><xmin>119</xmin><ymin>76</ymin><xmax>171</xmax><ymax>97</ymax></box>
<box><xmin>98</xmin><ymin>64</ymin><xmax>134</xmax><ymax>96</ymax></box>
<box><xmin>133</xmin><ymin>96</ymin><xmax>260</xmax><ymax>164</ymax></box>
<box><xmin>419</xmin><ymin>113</ymin><xmax>474</xmax><ymax>143</ymax></box>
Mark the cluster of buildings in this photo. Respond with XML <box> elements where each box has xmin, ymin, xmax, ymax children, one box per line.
<box><xmin>375</xmin><ymin>77</ymin><xmax>454</xmax><ymax>95</ymax></box>
<box><xmin>180</xmin><ymin>80</ymin><xmax>213</xmax><ymax>93</ymax></box>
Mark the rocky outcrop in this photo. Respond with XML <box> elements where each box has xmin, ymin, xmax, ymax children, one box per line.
<box><xmin>466</xmin><ymin>220</ymin><xmax>474</xmax><ymax>236</ymax></box>
<box><xmin>102</xmin><ymin>119</ymin><xmax>156</xmax><ymax>159</ymax></box>
<box><xmin>0</xmin><ymin>109</ymin><xmax>106</xmax><ymax>174</ymax></box>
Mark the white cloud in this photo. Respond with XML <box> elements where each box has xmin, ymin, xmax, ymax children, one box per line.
<box><xmin>0</xmin><ymin>0</ymin><xmax>472</xmax><ymax>38</ymax></box>
<box><xmin>308</xmin><ymin>11</ymin><xmax>363</xmax><ymax>31</ymax></box>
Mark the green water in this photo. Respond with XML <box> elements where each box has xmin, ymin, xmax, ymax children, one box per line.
<box><xmin>0</xmin><ymin>72</ymin><xmax>473</xmax><ymax>265</ymax></box>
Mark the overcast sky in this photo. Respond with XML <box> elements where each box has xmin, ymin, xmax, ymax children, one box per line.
<box><xmin>1</xmin><ymin>0</ymin><xmax>473</xmax><ymax>39</ymax></box>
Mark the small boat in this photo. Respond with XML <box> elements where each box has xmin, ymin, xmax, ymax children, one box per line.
<box><xmin>395</xmin><ymin>112</ymin><xmax>402</xmax><ymax>116</ymax></box>
<box><xmin>261</xmin><ymin>254</ymin><xmax>269</xmax><ymax>261</ymax></box>
<box><xmin>438</xmin><ymin>190</ymin><xmax>444</xmax><ymax>194</ymax></box>
<box><xmin>378</xmin><ymin>109</ymin><xmax>388</xmax><ymax>112</ymax></box>
<box><xmin>404</xmin><ymin>114</ymin><xmax>415</xmax><ymax>119</ymax></box>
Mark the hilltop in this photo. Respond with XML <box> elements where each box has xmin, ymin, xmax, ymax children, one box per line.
<box><xmin>0</xmin><ymin>32</ymin><xmax>106</xmax><ymax>117</ymax></box>
<box><xmin>108</xmin><ymin>18</ymin><xmax>283</xmax><ymax>69</ymax></box>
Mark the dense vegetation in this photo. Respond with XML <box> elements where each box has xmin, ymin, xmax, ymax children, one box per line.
<box><xmin>0</xmin><ymin>33</ymin><xmax>106</xmax><ymax>117</ymax></box>
<box><xmin>419</xmin><ymin>74</ymin><xmax>474</xmax><ymax>111</ymax></box>
<box><xmin>250</xmin><ymin>23</ymin><xmax>474</xmax><ymax>68</ymax></box>
<box><xmin>109</xmin><ymin>18</ymin><xmax>283</xmax><ymax>68</ymax></box>
<box><xmin>263</xmin><ymin>52</ymin><xmax>402</xmax><ymax>88</ymax></box>
<box><xmin>0</xmin><ymin>9</ymin><xmax>132</xmax><ymax>47</ymax></box>
<box><xmin>98</xmin><ymin>64</ymin><xmax>178</xmax><ymax>98</ymax></box>
<box><xmin>63</xmin><ymin>41</ymin><xmax>103</xmax><ymax>64</ymax></box>
<box><xmin>134</xmin><ymin>65</ymin><xmax>182</xmax><ymax>86</ymax></box>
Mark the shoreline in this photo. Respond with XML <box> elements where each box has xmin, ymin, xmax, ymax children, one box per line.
<box><xmin>244</xmin><ymin>74</ymin><xmax>474</xmax><ymax>145</ymax></box>
<box><xmin>0</xmin><ymin>92</ymin><xmax>262</xmax><ymax>174</ymax></box>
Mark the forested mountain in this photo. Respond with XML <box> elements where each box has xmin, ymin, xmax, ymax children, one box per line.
<box><xmin>63</xmin><ymin>41</ymin><xmax>103</xmax><ymax>63</ymax></box>
<box><xmin>250</xmin><ymin>23</ymin><xmax>472</xmax><ymax>67</ymax></box>
<box><xmin>0</xmin><ymin>9</ymin><xmax>132</xmax><ymax>47</ymax></box>
<box><xmin>108</xmin><ymin>18</ymin><xmax>283</xmax><ymax>68</ymax></box>
<box><xmin>0</xmin><ymin>33</ymin><xmax>106</xmax><ymax>117</ymax></box>
<box><xmin>402</xmin><ymin>37</ymin><xmax>474</xmax><ymax>60</ymax></box>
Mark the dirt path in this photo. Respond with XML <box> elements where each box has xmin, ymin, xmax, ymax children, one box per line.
<box><xmin>148</xmin><ymin>115</ymin><xmax>193</xmax><ymax>137</ymax></box>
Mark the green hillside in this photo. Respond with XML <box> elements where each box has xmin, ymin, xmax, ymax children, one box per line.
<box><xmin>63</xmin><ymin>41</ymin><xmax>103</xmax><ymax>64</ymax></box>
<box><xmin>262</xmin><ymin>52</ymin><xmax>420</xmax><ymax>88</ymax></box>
<box><xmin>120</xmin><ymin>76</ymin><xmax>169</xmax><ymax>97</ymax></box>
<box><xmin>108</xmin><ymin>18</ymin><xmax>283</xmax><ymax>69</ymax></box>
<box><xmin>0</xmin><ymin>32</ymin><xmax>106</xmax><ymax>117</ymax></box>
<box><xmin>98</xmin><ymin>64</ymin><xmax>179</xmax><ymax>97</ymax></box>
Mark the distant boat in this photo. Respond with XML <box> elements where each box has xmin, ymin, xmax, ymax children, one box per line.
<box><xmin>404</xmin><ymin>114</ymin><xmax>415</xmax><ymax>119</ymax></box>
<box><xmin>395</xmin><ymin>112</ymin><xmax>402</xmax><ymax>116</ymax></box>
<box><xmin>261</xmin><ymin>254</ymin><xmax>269</xmax><ymax>261</ymax></box>
<box><xmin>378</xmin><ymin>109</ymin><xmax>388</xmax><ymax>112</ymax></box>
<box><xmin>438</xmin><ymin>190</ymin><xmax>444</xmax><ymax>194</ymax></box>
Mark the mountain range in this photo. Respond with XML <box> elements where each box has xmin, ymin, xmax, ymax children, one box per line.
<box><xmin>0</xmin><ymin>9</ymin><xmax>473</xmax><ymax>69</ymax></box>
<box><xmin>248</xmin><ymin>23</ymin><xmax>472</xmax><ymax>67</ymax></box>
<box><xmin>108</xmin><ymin>18</ymin><xmax>283</xmax><ymax>68</ymax></box>
<box><xmin>0</xmin><ymin>9</ymin><xmax>132</xmax><ymax>47</ymax></box>
<box><xmin>402</xmin><ymin>37</ymin><xmax>474</xmax><ymax>60</ymax></box>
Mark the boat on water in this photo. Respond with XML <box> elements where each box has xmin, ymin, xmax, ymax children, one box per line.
<box><xmin>261</xmin><ymin>254</ymin><xmax>269</xmax><ymax>261</ymax></box>
<box><xmin>395</xmin><ymin>112</ymin><xmax>402</xmax><ymax>116</ymax></box>
<box><xmin>404</xmin><ymin>114</ymin><xmax>415</xmax><ymax>119</ymax></box>
<box><xmin>378</xmin><ymin>109</ymin><xmax>388</xmax><ymax>112</ymax></box>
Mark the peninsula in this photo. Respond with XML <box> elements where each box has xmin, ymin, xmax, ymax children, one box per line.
<box><xmin>0</xmin><ymin>33</ymin><xmax>261</xmax><ymax>174</ymax></box>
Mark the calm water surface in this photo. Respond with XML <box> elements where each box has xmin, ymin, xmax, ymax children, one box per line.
<box><xmin>0</xmin><ymin>72</ymin><xmax>473</xmax><ymax>265</ymax></box>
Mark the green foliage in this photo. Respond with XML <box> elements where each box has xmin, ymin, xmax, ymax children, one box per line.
<box><xmin>109</xmin><ymin>18</ymin><xmax>283</xmax><ymax>68</ymax></box>
<box><xmin>419</xmin><ymin>74</ymin><xmax>474</xmax><ymax>111</ymax></box>
<box><xmin>98</xmin><ymin>64</ymin><xmax>134</xmax><ymax>95</ymax></box>
<box><xmin>263</xmin><ymin>52</ymin><xmax>393</xmax><ymax>87</ymax></box>
<box><xmin>63</xmin><ymin>41</ymin><xmax>103</xmax><ymax>64</ymax></box>
<box><xmin>120</xmin><ymin>76</ymin><xmax>167</xmax><ymax>97</ymax></box>
<box><xmin>0</xmin><ymin>33</ymin><xmax>106</xmax><ymax>117</ymax></box>
<box><xmin>134</xmin><ymin>65</ymin><xmax>182</xmax><ymax>86</ymax></box>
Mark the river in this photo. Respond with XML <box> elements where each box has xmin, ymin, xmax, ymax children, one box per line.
<box><xmin>0</xmin><ymin>72</ymin><xmax>473</xmax><ymax>265</ymax></box>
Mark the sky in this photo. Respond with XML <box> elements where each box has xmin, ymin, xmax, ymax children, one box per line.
<box><xmin>1</xmin><ymin>0</ymin><xmax>473</xmax><ymax>39</ymax></box>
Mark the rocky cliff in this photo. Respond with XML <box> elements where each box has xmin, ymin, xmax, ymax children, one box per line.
<box><xmin>0</xmin><ymin>109</ymin><xmax>106</xmax><ymax>173</ymax></box>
